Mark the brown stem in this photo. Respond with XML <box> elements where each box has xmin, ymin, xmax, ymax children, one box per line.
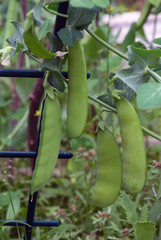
<box><xmin>21</xmin><ymin>0</ymin><xmax>27</xmax><ymax>19</ymax></box>
<box><xmin>27</xmin><ymin>2</ymin><xmax>69</xmax><ymax>170</ymax></box>
<box><xmin>28</xmin><ymin>78</ymin><xmax>44</xmax><ymax>169</ymax></box>
<box><xmin>95</xmin><ymin>230</ymin><xmax>101</xmax><ymax>240</ymax></box>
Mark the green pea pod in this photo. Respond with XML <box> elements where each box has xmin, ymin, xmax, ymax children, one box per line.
<box><xmin>23</xmin><ymin>11</ymin><xmax>55</xmax><ymax>60</ymax></box>
<box><xmin>133</xmin><ymin>221</ymin><xmax>155</xmax><ymax>240</ymax></box>
<box><xmin>67</xmin><ymin>39</ymin><xmax>88</xmax><ymax>139</ymax></box>
<box><xmin>116</xmin><ymin>96</ymin><xmax>147</xmax><ymax>194</ymax></box>
<box><xmin>30</xmin><ymin>93</ymin><xmax>61</xmax><ymax>195</ymax></box>
<box><xmin>92</xmin><ymin>127</ymin><xmax>122</xmax><ymax>208</ymax></box>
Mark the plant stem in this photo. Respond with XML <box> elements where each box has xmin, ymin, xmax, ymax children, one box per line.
<box><xmin>0</xmin><ymin>110</ymin><xmax>28</xmax><ymax>151</ymax></box>
<box><xmin>8</xmin><ymin>110</ymin><xmax>28</xmax><ymax>141</ymax></box>
<box><xmin>88</xmin><ymin>94</ymin><xmax>161</xmax><ymax>142</ymax></box>
<box><xmin>24</xmin><ymin>51</ymin><xmax>42</xmax><ymax>64</ymax></box>
<box><xmin>87</xmin><ymin>25</ymin><xmax>161</xmax><ymax>84</ymax></box>
<box><xmin>85</xmin><ymin>28</ymin><xmax>128</xmax><ymax>61</ymax></box>
<box><xmin>7</xmin><ymin>185</ymin><xmax>21</xmax><ymax>239</ymax></box>
<box><xmin>88</xmin><ymin>94</ymin><xmax>116</xmax><ymax>113</ymax></box>
<box><xmin>28</xmin><ymin>78</ymin><xmax>44</xmax><ymax>169</ymax></box>
<box><xmin>21</xmin><ymin>0</ymin><xmax>27</xmax><ymax>19</ymax></box>
<box><xmin>43</xmin><ymin>5</ymin><xmax>68</xmax><ymax>18</ymax></box>
<box><xmin>141</xmin><ymin>126</ymin><xmax>161</xmax><ymax>142</ymax></box>
<box><xmin>86</xmin><ymin>23</ymin><xmax>161</xmax><ymax>85</ymax></box>
<box><xmin>146</xmin><ymin>67</ymin><xmax>161</xmax><ymax>83</ymax></box>
<box><xmin>136</xmin><ymin>0</ymin><xmax>153</xmax><ymax>30</ymax></box>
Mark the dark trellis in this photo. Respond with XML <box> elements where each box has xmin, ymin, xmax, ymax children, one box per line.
<box><xmin>0</xmin><ymin>2</ymin><xmax>73</xmax><ymax>240</ymax></box>
<box><xmin>0</xmin><ymin>70</ymin><xmax>73</xmax><ymax>240</ymax></box>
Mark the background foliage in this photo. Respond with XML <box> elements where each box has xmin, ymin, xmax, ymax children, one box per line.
<box><xmin>1</xmin><ymin>0</ymin><xmax>161</xmax><ymax>239</ymax></box>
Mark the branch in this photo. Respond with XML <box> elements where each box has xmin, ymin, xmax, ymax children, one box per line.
<box><xmin>136</xmin><ymin>0</ymin><xmax>153</xmax><ymax>30</ymax></box>
<box><xmin>43</xmin><ymin>5</ymin><xmax>68</xmax><ymax>18</ymax></box>
<box><xmin>88</xmin><ymin>94</ymin><xmax>161</xmax><ymax>142</ymax></box>
<box><xmin>85</xmin><ymin>28</ymin><xmax>128</xmax><ymax>61</ymax></box>
<box><xmin>146</xmin><ymin>67</ymin><xmax>161</xmax><ymax>83</ymax></box>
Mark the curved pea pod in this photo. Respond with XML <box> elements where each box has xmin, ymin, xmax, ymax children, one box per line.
<box><xmin>30</xmin><ymin>93</ymin><xmax>61</xmax><ymax>195</ymax></box>
<box><xmin>92</xmin><ymin>127</ymin><xmax>122</xmax><ymax>208</ymax></box>
<box><xmin>116</xmin><ymin>96</ymin><xmax>147</xmax><ymax>194</ymax></box>
<box><xmin>67</xmin><ymin>39</ymin><xmax>88</xmax><ymax>139</ymax></box>
<box><xmin>23</xmin><ymin>11</ymin><xmax>55</xmax><ymax>60</ymax></box>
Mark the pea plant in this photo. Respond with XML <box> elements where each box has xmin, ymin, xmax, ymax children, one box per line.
<box><xmin>1</xmin><ymin>0</ymin><xmax>161</xmax><ymax>239</ymax></box>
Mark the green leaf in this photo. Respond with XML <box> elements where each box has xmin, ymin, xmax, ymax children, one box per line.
<box><xmin>67</xmin><ymin>157</ymin><xmax>84</xmax><ymax>173</ymax></box>
<box><xmin>6</xmin><ymin>197</ymin><xmax>20</xmax><ymax>219</ymax></box>
<box><xmin>121</xmin><ymin>23</ymin><xmax>136</xmax><ymax>53</ymax></box>
<box><xmin>9</xmin><ymin>112</ymin><xmax>28</xmax><ymax>149</ymax></box>
<box><xmin>48</xmin><ymin>0</ymin><xmax>68</xmax><ymax>3</ymax></box>
<box><xmin>97</xmin><ymin>78</ymin><xmax>135</xmax><ymax>108</ymax></box>
<box><xmin>97</xmin><ymin>55</ymin><xmax>122</xmax><ymax>71</ymax></box>
<box><xmin>152</xmin><ymin>4</ymin><xmax>161</xmax><ymax>14</ymax></box>
<box><xmin>47</xmin><ymin>70</ymin><xmax>66</xmax><ymax>92</ymax></box>
<box><xmin>0</xmin><ymin>97</ymin><xmax>12</xmax><ymax>107</ymax></box>
<box><xmin>148</xmin><ymin>0</ymin><xmax>161</xmax><ymax>7</ymax></box>
<box><xmin>148</xmin><ymin>201</ymin><xmax>161</xmax><ymax>222</ymax></box>
<box><xmin>70</xmin><ymin>0</ymin><xmax>95</xmax><ymax>9</ymax></box>
<box><xmin>16</xmin><ymin>78</ymin><xmax>36</xmax><ymax>104</ymax></box>
<box><xmin>45</xmin><ymin>2</ymin><xmax>58</xmax><ymax>12</ymax></box>
<box><xmin>136</xmin><ymin>82</ymin><xmax>161</xmax><ymax>110</ymax></box>
<box><xmin>1</xmin><ymin>220</ymin><xmax>31</xmax><ymax>228</ymax></box>
<box><xmin>97</xmin><ymin>93</ymin><xmax>115</xmax><ymax>108</ymax></box>
<box><xmin>44</xmin><ymin>188</ymin><xmax>72</xmax><ymax>197</ymax></box>
<box><xmin>116</xmin><ymin>63</ymin><xmax>150</xmax><ymax>92</ymax></box>
<box><xmin>33</xmin><ymin>0</ymin><xmax>44</xmax><ymax>26</ymax></box>
<box><xmin>75</xmin><ymin>190</ymin><xmax>87</xmax><ymax>205</ymax></box>
<box><xmin>70</xmin><ymin>133</ymin><xmax>96</xmax><ymax>150</ymax></box>
<box><xmin>136</xmin><ymin>27</ymin><xmax>147</xmax><ymax>43</ymax></box>
<box><xmin>151</xmin><ymin>145</ymin><xmax>161</xmax><ymax>152</ymax></box>
<box><xmin>156</xmin><ymin>175</ymin><xmax>161</xmax><ymax>200</ymax></box>
<box><xmin>38</xmin><ymin>19</ymin><xmax>51</xmax><ymax>40</ymax></box>
<box><xmin>118</xmin><ymin>190</ymin><xmax>138</xmax><ymax>224</ymax></box>
<box><xmin>98</xmin><ymin>120</ymin><xmax>105</xmax><ymax>131</ymax></box>
<box><xmin>49</xmin><ymin>0</ymin><xmax>68</xmax><ymax>2</ymax></box>
<box><xmin>68</xmin><ymin>7</ymin><xmax>97</xmax><ymax>29</ymax></box>
<box><xmin>0</xmin><ymin>191</ymin><xmax>21</xmax><ymax>207</ymax></box>
<box><xmin>41</xmin><ymin>33</ymin><xmax>64</xmax><ymax>69</ymax></box>
<box><xmin>87</xmin><ymin>78</ymin><xmax>98</xmax><ymax>90</ymax></box>
<box><xmin>12</xmin><ymin>107</ymin><xmax>27</xmax><ymax>120</ymax></box>
<box><xmin>133</xmin><ymin>221</ymin><xmax>155</xmax><ymax>240</ymax></box>
<box><xmin>48</xmin><ymin>32</ymin><xmax>63</xmax><ymax>51</ymax></box>
<box><xmin>7</xmin><ymin>21</ymin><xmax>27</xmax><ymax>55</ymax></box>
<box><xmin>42</xmin><ymin>224</ymin><xmax>77</xmax><ymax>238</ymax></box>
<box><xmin>153</xmin><ymin>37</ymin><xmax>161</xmax><ymax>45</ymax></box>
<box><xmin>113</xmin><ymin>78</ymin><xmax>135</xmax><ymax>101</ymax></box>
<box><xmin>85</xmin><ymin>27</ymin><xmax>107</xmax><ymax>58</ymax></box>
<box><xmin>91</xmin><ymin>0</ymin><xmax>109</xmax><ymax>8</ymax></box>
<box><xmin>140</xmin><ymin>204</ymin><xmax>149</xmax><ymax>221</ymax></box>
<box><xmin>57</xmin><ymin>27</ymin><xmax>83</xmax><ymax>46</ymax></box>
<box><xmin>58</xmin><ymin>7</ymin><xmax>98</xmax><ymax>46</ymax></box>
<box><xmin>128</xmin><ymin>45</ymin><xmax>161</xmax><ymax>68</ymax></box>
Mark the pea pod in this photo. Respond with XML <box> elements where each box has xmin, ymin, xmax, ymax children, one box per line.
<box><xmin>133</xmin><ymin>221</ymin><xmax>155</xmax><ymax>240</ymax></box>
<box><xmin>23</xmin><ymin>11</ymin><xmax>55</xmax><ymax>60</ymax></box>
<box><xmin>116</xmin><ymin>96</ymin><xmax>146</xmax><ymax>194</ymax></box>
<box><xmin>30</xmin><ymin>93</ymin><xmax>61</xmax><ymax>195</ymax></box>
<box><xmin>92</xmin><ymin>127</ymin><xmax>122</xmax><ymax>208</ymax></box>
<box><xmin>67</xmin><ymin>39</ymin><xmax>88</xmax><ymax>139</ymax></box>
